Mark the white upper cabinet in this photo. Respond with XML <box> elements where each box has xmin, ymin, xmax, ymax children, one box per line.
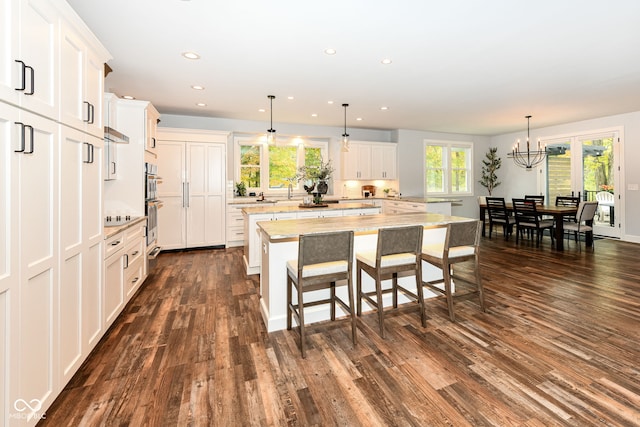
<box><xmin>145</xmin><ymin>103</ymin><xmax>159</xmax><ymax>154</ymax></box>
<box><xmin>59</xmin><ymin>17</ymin><xmax>107</xmax><ymax>138</ymax></box>
<box><xmin>0</xmin><ymin>0</ymin><xmax>59</xmax><ymax>118</ymax></box>
<box><xmin>341</xmin><ymin>141</ymin><xmax>397</xmax><ymax>180</ymax></box>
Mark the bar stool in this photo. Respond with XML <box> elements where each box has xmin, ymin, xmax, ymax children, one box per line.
<box><xmin>356</xmin><ymin>225</ymin><xmax>424</xmax><ymax>338</ymax></box>
<box><xmin>287</xmin><ymin>230</ymin><xmax>355</xmax><ymax>358</ymax></box>
<box><xmin>421</xmin><ymin>220</ymin><xmax>485</xmax><ymax>322</ymax></box>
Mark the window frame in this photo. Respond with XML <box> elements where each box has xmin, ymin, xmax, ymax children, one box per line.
<box><xmin>423</xmin><ymin>139</ymin><xmax>473</xmax><ymax>196</ymax></box>
<box><xmin>234</xmin><ymin>135</ymin><xmax>329</xmax><ymax>195</ymax></box>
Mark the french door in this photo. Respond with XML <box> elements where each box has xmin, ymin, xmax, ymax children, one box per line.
<box><xmin>544</xmin><ymin>129</ymin><xmax>621</xmax><ymax>238</ymax></box>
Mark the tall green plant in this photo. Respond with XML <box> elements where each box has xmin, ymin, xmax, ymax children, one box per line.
<box><xmin>479</xmin><ymin>147</ymin><xmax>501</xmax><ymax>196</ymax></box>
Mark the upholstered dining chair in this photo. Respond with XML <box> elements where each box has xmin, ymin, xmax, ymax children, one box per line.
<box><xmin>421</xmin><ymin>220</ymin><xmax>485</xmax><ymax>322</ymax></box>
<box><xmin>512</xmin><ymin>198</ymin><xmax>555</xmax><ymax>247</ymax></box>
<box><xmin>485</xmin><ymin>197</ymin><xmax>513</xmax><ymax>239</ymax></box>
<box><xmin>555</xmin><ymin>195</ymin><xmax>580</xmax><ymax>224</ymax></box>
<box><xmin>287</xmin><ymin>230</ymin><xmax>355</xmax><ymax>358</ymax></box>
<box><xmin>356</xmin><ymin>225</ymin><xmax>424</xmax><ymax>338</ymax></box>
<box><xmin>564</xmin><ymin>201</ymin><xmax>599</xmax><ymax>252</ymax></box>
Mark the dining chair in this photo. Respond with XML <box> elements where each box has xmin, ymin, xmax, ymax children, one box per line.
<box><xmin>485</xmin><ymin>197</ymin><xmax>513</xmax><ymax>239</ymax></box>
<box><xmin>287</xmin><ymin>230</ymin><xmax>355</xmax><ymax>358</ymax></box>
<box><xmin>356</xmin><ymin>225</ymin><xmax>424</xmax><ymax>338</ymax></box>
<box><xmin>555</xmin><ymin>195</ymin><xmax>580</xmax><ymax>224</ymax></box>
<box><xmin>512</xmin><ymin>198</ymin><xmax>555</xmax><ymax>247</ymax></box>
<box><xmin>524</xmin><ymin>195</ymin><xmax>545</xmax><ymax>206</ymax></box>
<box><xmin>421</xmin><ymin>221</ymin><xmax>485</xmax><ymax>322</ymax></box>
<box><xmin>564</xmin><ymin>201</ymin><xmax>599</xmax><ymax>252</ymax></box>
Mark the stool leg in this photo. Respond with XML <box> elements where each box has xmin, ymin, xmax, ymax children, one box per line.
<box><xmin>443</xmin><ymin>262</ymin><xmax>455</xmax><ymax>322</ymax></box>
<box><xmin>475</xmin><ymin>254</ymin><xmax>486</xmax><ymax>313</ymax></box>
<box><xmin>287</xmin><ymin>275</ymin><xmax>293</xmax><ymax>330</ymax></box>
<box><xmin>298</xmin><ymin>280</ymin><xmax>306</xmax><ymax>358</ymax></box>
<box><xmin>416</xmin><ymin>263</ymin><xmax>426</xmax><ymax>327</ymax></box>
<box><xmin>356</xmin><ymin>264</ymin><xmax>363</xmax><ymax>316</ymax></box>
<box><xmin>375</xmin><ymin>273</ymin><xmax>385</xmax><ymax>338</ymax></box>
<box><xmin>392</xmin><ymin>272</ymin><xmax>398</xmax><ymax>309</ymax></box>
<box><xmin>346</xmin><ymin>274</ymin><xmax>357</xmax><ymax>346</ymax></box>
<box><xmin>330</xmin><ymin>281</ymin><xmax>336</xmax><ymax>321</ymax></box>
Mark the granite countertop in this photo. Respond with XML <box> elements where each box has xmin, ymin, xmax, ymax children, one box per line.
<box><xmin>257</xmin><ymin>212</ymin><xmax>475</xmax><ymax>241</ymax></box>
<box><xmin>385</xmin><ymin>197</ymin><xmax>460</xmax><ymax>204</ymax></box>
<box><xmin>103</xmin><ymin>216</ymin><xmax>146</xmax><ymax>239</ymax></box>
<box><xmin>242</xmin><ymin>202</ymin><xmax>379</xmax><ymax>215</ymax></box>
<box><xmin>229</xmin><ymin>196</ymin><xmax>458</xmax><ymax>204</ymax></box>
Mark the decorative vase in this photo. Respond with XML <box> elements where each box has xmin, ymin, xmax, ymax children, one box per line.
<box><xmin>316</xmin><ymin>180</ymin><xmax>328</xmax><ymax>195</ymax></box>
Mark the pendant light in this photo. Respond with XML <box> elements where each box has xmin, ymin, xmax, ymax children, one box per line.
<box><xmin>266</xmin><ymin>95</ymin><xmax>276</xmax><ymax>145</ymax></box>
<box><xmin>341</xmin><ymin>103</ymin><xmax>350</xmax><ymax>152</ymax></box>
<box><xmin>507</xmin><ymin>115</ymin><xmax>547</xmax><ymax>170</ymax></box>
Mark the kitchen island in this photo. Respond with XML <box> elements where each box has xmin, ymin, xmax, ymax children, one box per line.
<box><xmin>242</xmin><ymin>202</ymin><xmax>380</xmax><ymax>274</ymax></box>
<box><xmin>257</xmin><ymin>212</ymin><xmax>476</xmax><ymax>332</ymax></box>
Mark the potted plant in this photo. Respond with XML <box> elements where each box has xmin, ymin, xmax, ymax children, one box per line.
<box><xmin>479</xmin><ymin>147</ymin><xmax>501</xmax><ymax>196</ymax></box>
<box><xmin>235</xmin><ymin>181</ymin><xmax>246</xmax><ymax>197</ymax></box>
<box><xmin>296</xmin><ymin>158</ymin><xmax>334</xmax><ymax>203</ymax></box>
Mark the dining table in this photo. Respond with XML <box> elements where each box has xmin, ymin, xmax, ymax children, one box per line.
<box><xmin>479</xmin><ymin>202</ymin><xmax>590</xmax><ymax>251</ymax></box>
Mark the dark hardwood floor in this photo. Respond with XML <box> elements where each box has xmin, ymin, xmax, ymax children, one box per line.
<box><xmin>40</xmin><ymin>235</ymin><xmax>640</xmax><ymax>426</ymax></box>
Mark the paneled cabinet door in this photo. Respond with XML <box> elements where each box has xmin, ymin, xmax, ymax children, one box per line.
<box><xmin>341</xmin><ymin>143</ymin><xmax>371</xmax><ymax>180</ymax></box>
<box><xmin>0</xmin><ymin>0</ymin><xmax>20</xmax><ymax>104</ymax></box>
<box><xmin>371</xmin><ymin>144</ymin><xmax>397</xmax><ymax>179</ymax></box>
<box><xmin>15</xmin><ymin>0</ymin><xmax>59</xmax><ymax>119</ymax></box>
<box><xmin>0</xmin><ymin>102</ymin><xmax>19</xmax><ymax>426</ymax></box>
<box><xmin>145</xmin><ymin>105</ymin><xmax>159</xmax><ymax>154</ymax></box>
<box><xmin>16</xmin><ymin>110</ymin><xmax>59</xmax><ymax>419</ymax></box>
<box><xmin>157</xmin><ymin>141</ymin><xmax>186</xmax><ymax>249</ymax></box>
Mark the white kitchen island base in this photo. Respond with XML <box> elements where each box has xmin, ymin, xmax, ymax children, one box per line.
<box><xmin>258</xmin><ymin>213</ymin><xmax>474</xmax><ymax>332</ymax></box>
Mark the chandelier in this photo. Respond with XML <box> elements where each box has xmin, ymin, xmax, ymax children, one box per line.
<box><xmin>341</xmin><ymin>103</ymin><xmax>350</xmax><ymax>152</ymax></box>
<box><xmin>507</xmin><ymin>115</ymin><xmax>547</xmax><ymax>170</ymax></box>
<box><xmin>266</xmin><ymin>95</ymin><xmax>276</xmax><ymax>144</ymax></box>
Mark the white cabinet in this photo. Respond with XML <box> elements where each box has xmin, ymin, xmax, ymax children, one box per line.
<box><xmin>0</xmin><ymin>0</ymin><xmax>59</xmax><ymax>119</ymax></box>
<box><xmin>383</xmin><ymin>199</ymin><xmax>427</xmax><ymax>214</ymax></box>
<box><xmin>59</xmin><ymin>126</ymin><xmax>103</xmax><ymax>384</ymax></box>
<box><xmin>243</xmin><ymin>211</ymin><xmax>297</xmax><ymax>274</ymax></box>
<box><xmin>341</xmin><ymin>143</ymin><xmax>371</xmax><ymax>180</ymax></box>
<box><xmin>341</xmin><ymin>141</ymin><xmax>397</xmax><ymax>180</ymax></box>
<box><xmin>104</xmin><ymin>232</ymin><xmax>125</xmax><ymax>329</ymax></box>
<box><xmin>226</xmin><ymin>203</ymin><xmax>253</xmax><ymax>247</ymax></box>
<box><xmin>157</xmin><ymin>129</ymin><xmax>229</xmax><ymax>250</ymax></box>
<box><xmin>371</xmin><ymin>144</ymin><xmax>397</xmax><ymax>179</ymax></box>
<box><xmin>59</xmin><ymin>19</ymin><xmax>106</xmax><ymax>138</ymax></box>
<box><xmin>145</xmin><ymin>104</ymin><xmax>159</xmax><ymax>154</ymax></box>
<box><xmin>123</xmin><ymin>224</ymin><xmax>145</xmax><ymax>299</ymax></box>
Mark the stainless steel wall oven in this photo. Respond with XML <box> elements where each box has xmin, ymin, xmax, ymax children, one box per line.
<box><xmin>145</xmin><ymin>162</ymin><xmax>162</xmax><ymax>269</ymax></box>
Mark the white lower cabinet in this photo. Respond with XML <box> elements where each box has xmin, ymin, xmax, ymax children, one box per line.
<box><xmin>104</xmin><ymin>232</ymin><xmax>125</xmax><ymax>329</ymax></box>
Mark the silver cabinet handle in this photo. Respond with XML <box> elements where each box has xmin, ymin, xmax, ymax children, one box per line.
<box><xmin>185</xmin><ymin>182</ymin><xmax>190</xmax><ymax>208</ymax></box>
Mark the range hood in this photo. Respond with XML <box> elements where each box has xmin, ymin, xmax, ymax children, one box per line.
<box><xmin>104</xmin><ymin>126</ymin><xmax>129</xmax><ymax>144</ymax></box>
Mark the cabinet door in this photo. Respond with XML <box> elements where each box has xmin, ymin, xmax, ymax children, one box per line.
<box><xmin>104</xmin><ymin>250</ymin><xmax>124</xmax><ymax>328</ymax></box>
<box><xmin>0</xmin><ymin>102</ymin><xmax>19</xmax><ymax>426</ymax></box>
<box><xmin>0</xmin><ymin>0</ymin><xmax>19</xmax><ymax>104</ymax></box>
<box><xmin>145</xmin><ymin>105</ymin><xmax>159</xmax><ymax>153</ymax></box>
<box><xmin>371</xmin><ymin>144</ymin><xmax>397</xmax><ymax>179</ymax></box>
<box><xmin>17</xmin><ymin>0</ymin><xmax>58</xmax><ymax>119</ymax></box>
<box><xmin>157</xmin><ymin>141</ymin><xmax>186</xmax><ymax>249</ymax></box>
<box><xmin>83</xmin><ymin>49</ymin><xmax>104</xmax><ymax>138</ymax></box>
<box><xmin>17</xmin><ymin>110</ymin><xmax>58</xmax><ymax>415</ymax></box>
<box><xmin>59</xmin><ymin>23</ymin><xmax>84</xmax><ymax>132</ymax></box>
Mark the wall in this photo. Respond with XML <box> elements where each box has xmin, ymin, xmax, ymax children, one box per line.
<box><xmin>490</xmin><ymin>110</ymin><xmax>640</xmax><ymax>242</ymax></box>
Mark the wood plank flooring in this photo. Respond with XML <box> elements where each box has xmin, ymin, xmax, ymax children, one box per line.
<box><xmin>40</xmin><ymin>236</ymin><xmax>640</xmax><ymax>426</ymax></box>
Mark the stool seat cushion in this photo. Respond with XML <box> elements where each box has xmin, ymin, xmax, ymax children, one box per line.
<box><xmin>287</xmin><ymin>259</ymin><xmax>349</xmax><ymax>278</ymax></box>
<box><xmin>422</xmin><ymin>244</ymin><xmax>475</xmax><ymax>259</ymax></box>
<box><xmin>356</xmin><ymin>251</ymin><xmax>416</xmax><ymax>268</ymax></box>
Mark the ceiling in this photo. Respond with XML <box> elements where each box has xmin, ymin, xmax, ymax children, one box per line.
<box><xmin>67</xmin><ymin>0</ymin><xmax>640</xmax><ymax>136</ymax></box>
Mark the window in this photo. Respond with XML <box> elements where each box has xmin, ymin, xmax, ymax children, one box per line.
<box><xmin>424</xmin><ymin>140</ymin><xmax>473</xmax><ymax>195</ymax></box>
<box><xmin>235</xmin><ymin>136</ymin><xmax>328</xmax><ymax>193</ymax></box>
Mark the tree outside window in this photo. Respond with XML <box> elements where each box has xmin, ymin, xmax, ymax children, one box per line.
<box><xmin>240</xmin><ymin>145</ymin><xmax>261</xmax><ymax>189</ymax></box>
<box><xmin>424</xmin><ymin>141</ymin><xmax>472</xmax><ymax>195</ymax></box>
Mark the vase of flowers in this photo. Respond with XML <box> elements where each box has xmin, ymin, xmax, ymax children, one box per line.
<box><xmin>296</xmin><ymin>159</ymin><xmax>334</xmax><ymax>203</ymax></box>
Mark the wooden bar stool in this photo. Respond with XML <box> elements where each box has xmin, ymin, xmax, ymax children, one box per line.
<box><xmin>356</xmin><ymin>225</ymin><xmax>424</xmax><ymax>338</ymax></box>
<box><xmin>421</xmin><ymin>220</ymin><xmax>485</xmax><ymax>322</ymax></box>
<box><xmin>286</xmin><ymin>230</ymin><xmax>355</xmax><ymax>358</ymax></box>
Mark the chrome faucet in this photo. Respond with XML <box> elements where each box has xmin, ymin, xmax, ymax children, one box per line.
<box><xmin>288</xmin><ymin>183</ymin><xmax>293</xmax><ymax>199</ymax></box>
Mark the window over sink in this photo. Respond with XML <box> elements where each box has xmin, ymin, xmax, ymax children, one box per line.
<box><xmin>235</xmin><ymin>135</ymin><xmax>328</xmax><ymax>194</ymax></box>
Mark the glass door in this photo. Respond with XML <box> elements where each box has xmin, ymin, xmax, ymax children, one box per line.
<box><xmin>545</xmin><ymin>131</ymin><xmax>620</xmax><ymax>238</ymax></box>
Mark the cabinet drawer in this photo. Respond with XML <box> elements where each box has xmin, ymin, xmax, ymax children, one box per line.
<box><xmin>125</xmin><ymin>223</ymin><xmax>146</xmax><ymax>241</ymax></box>
<box><xmin>105</xmin><ymin>232</ymin><xmax>125</xmax><ymax>258</ymax></box>
<box><xmin>124</xmin><ymin>238</ymin><xmax>145</xmax><ymax>267</ymax></box>
<box><xmin>125</xmin><ymin>256</ymin><xmax>144</xmax><ymax>298</ymax></box>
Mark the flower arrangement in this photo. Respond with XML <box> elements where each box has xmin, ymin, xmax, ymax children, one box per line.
<box><xmin>599</xmin><ymin>184</ymin><xmax>614</xmax><ymax>192</ymax></box>
<box><xmin>296</xmin><ymin>158</ymin><xmax>334</xmax><ymax>182</ymax></box>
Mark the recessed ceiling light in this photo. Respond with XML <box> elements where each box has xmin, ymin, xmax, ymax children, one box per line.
<box><xmin>196</xmin><ymin>102</ymin><xmax>207</xmax><ymax>107</ymax></box>
<box><xmin>381</xmin><ymin>58</ymin><xmax>392</xmax><ymax>65</ymax></box>
<box><xmin>380</xmin><ymin>106</ymin><xmax>389</xmax><ymax>110</ymax></box>
<box><xmin>191</xmin><ymin>85</ymin><xmax>204</xmax><ymax>90</ymax></box>
<box><xmin>324</xmin><ymin>48</ymin><xmax>336</xmax><ymax>55</ymax></box>
<box><xmin>311</xmin><ymin>113</ymin><xmax>318</xmax><ymax>117</ymax></box>
<box><xmin>258</xmin><ymin>108</ymin><xmax>266</xmax><ymax>113</ymax></box>
<box><xmin>327</xmin><ymin>101</ymin><xmax>334</xmax><ymax>105</ymax></box>
<box><xmin>122</xmin><ymin>95</ymin><xmax>135</xmax><ymax>100</ymax></box>
<box><xmin>287</xmin><ymin>96</ymin><xmax>294</xmax><ymax>100</ymax></box>
<box><xmin>356</xmin><ymin>117</ymin><xmax>363</xmax><ymax>121</ymax></box>
<box><xmin>182</xmin><ymin>51</ymin><xmax>200</xmax><ymax>60</ymax></box>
